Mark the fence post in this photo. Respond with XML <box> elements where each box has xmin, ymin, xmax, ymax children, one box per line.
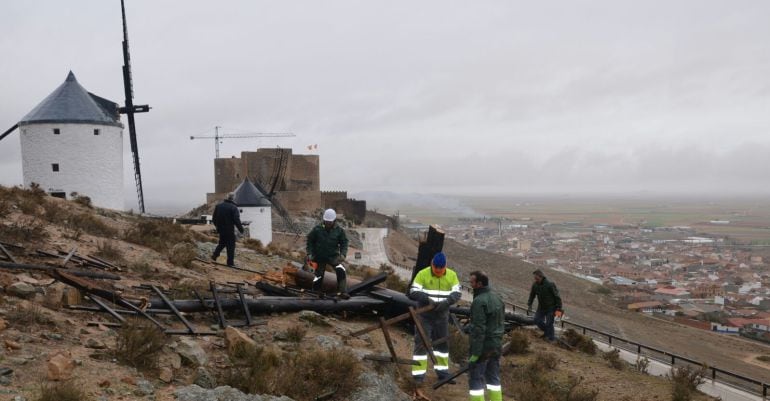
<box><xmin>637</xmin><ymin>344</ymin><xmax>641</xmax><ymax>354</ymax></box>
<box><xmin>711</xmin><ymin>367</ymin><xmax>716</xmax><ymax>382</ymax></box>
<box><xmin>671</xmin><ymin>354</ymin><xmax>675</xmax><ymax>365</ymax></box>
<box><xmin>763</xmin><ymin>383</ymin><xmax>767</xmax><ymax>398</ymax></box>
<box><xmin>608</xmin><ymin>336</ymin><xmax>612</xmax><ymax>346</ymax></box>
<box><xmin>582</xmin><ymin>327</ymin><xmax>586</xmax><ymax>335</ymax></box>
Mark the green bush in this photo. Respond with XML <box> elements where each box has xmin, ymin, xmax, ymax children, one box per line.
<box><xmin>602</xmin><ymin>348</ymin><xmax>624</xmax><ymax>370</ymax></box>
<box><xmin>668</xmin><ymin>364</ymin><xmax>706</xmax><ymax>401</ymax></box>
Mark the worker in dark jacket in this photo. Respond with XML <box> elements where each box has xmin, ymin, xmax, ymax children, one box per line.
<box><xmin>468</xmin><ymin>270</ymin><xmax>504</xmax><ymax>401</ymax></box>
<box><xmin>211</xmin><ymin>192</ymin><xmax>244</xmax><ymax>267</ymax></box>
<box><xmin>527</xmin><ymin>269</ymin><xmax>562</xmax><ymax>342</ymax></box>
<box><xmin>408</xmin><ymin>252</ymin><xmax>462</xmax><ymax>387</ymax></box>
<box><xmin>306</xmin><ymin>209</ymin><xmax>350</xmax><ymax>298</ymax></box>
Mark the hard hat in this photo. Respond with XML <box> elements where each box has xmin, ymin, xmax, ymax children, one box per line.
<box><xmin>323</xmin><ymin>208</ymin><xmax>337</xmax><ymax>222</ymax></box>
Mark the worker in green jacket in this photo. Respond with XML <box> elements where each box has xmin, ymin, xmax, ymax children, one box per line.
<box><xmin>306</xmin><ymin>209</ymin><xmax>350</xmax><ymax>299</ymax></box>
<box><xmin>527</xmin><ymin>269</ymin><xmax>563</xmax><ymax>342</ymax></box>
<box><xmin>408</xmin><ymin>252</ymin><xmax>462</xmax><ymax>386</ymax></box>
<box><xmin>467</xmin><ymin>270</ymin><xmax>504</xmax><ymax>401</ymax></box>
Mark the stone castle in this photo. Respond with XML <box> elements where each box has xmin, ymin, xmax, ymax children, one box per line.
<box><xmin>206</xmin><ymin>148</ymin><xmax>365</xmax><ymax>223</ymax></box>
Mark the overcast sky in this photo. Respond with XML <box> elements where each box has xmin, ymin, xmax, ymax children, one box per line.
<box><xmin>1</xmin><ymin>1</ymin><xmax>769</xmax><ymax>213</ymax></box>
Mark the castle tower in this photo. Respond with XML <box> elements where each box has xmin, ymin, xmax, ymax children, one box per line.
<box><xmin>232</xmin><ymin>178</ymin><xmax>272</xmax><ymax>245</ymax></box>
<box><xmin>17</xmin><ymin>72</ymin><xmax>124</xmax><ymax>210</ymax></box>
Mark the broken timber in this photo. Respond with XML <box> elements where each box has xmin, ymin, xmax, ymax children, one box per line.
<box><xmin>0</xmin><ymin>261</ymin><xmax>121</xmax><ymax>280</ymax></box>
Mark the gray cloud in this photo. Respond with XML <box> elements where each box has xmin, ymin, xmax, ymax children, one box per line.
<box><xmin>1</xmin><ymin>1</ymin><xmax>769</xmax><ymax>214</ymax></box>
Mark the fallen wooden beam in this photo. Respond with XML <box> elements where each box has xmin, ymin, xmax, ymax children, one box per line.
<box><xmin>0</xmin><ymin>261</ymin><xmax>121</xmax><ymax>280</ymax></box>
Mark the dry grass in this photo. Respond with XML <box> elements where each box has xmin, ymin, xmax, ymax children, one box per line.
<box><xmin>507</xmin><ymin>329</ymin><xmax>530</xmax><ymax>354</ymax></box>
<box><xmin>243</xmin><ymin>238</ymin><xmax>265</xmax><ymax>253</ymax></box>
<box><xmin>68</xmin><ymin>212</ymin><xmax>117</xmax><ymax>237</ymax></box>
<box><xmin>668</xmin><ymin>364</ymin><xmax>707</xmax><ymax>401</ymax></box>
<box><xmin>223</xmin><ymin>343</ymin><xmax>361</xmax><ymax>401</ymax></box>
<box><xmin>123</xmin><ymin>217</ymin><xmax>194</xmax><ymax>253</ymax></box>
<box><xmin>7</xmin><ymin>303</ymin><xmax>56</xmax><ymax>327</ymax></box>
<box><xmin>635</xmin><ymin>356</ymin><xmax>650</xmax><ymax>373</ymax></box>
<box><xmin>602</xmin><ymin>348</ymin><xmax>624</xmax><ymax>370</ymax></box>
<box><xmin>167</xmin><ymin>242</ymin><xmax>198</xmax><ymax>268</ymax></box>
<box><xmin>506</xmin><ymin>361</ymin><xmax>599</xmax><ymax>401</ymax></box>
<box><xmin>94</xmin><ymin>240</ymin><xmax>124</xmax><ymax>264</ymax></box>
<box><xmin>0</xmin><ymin>217</ymin><xmax>49</xmax><ymax>244</ymax></box>
<box><xmin>71</xmin><ymin>193</ymin><xmax>92</xmax><ymax>208</ymax></box>
<box><xmin>128</xmin><ymin>259</ymin><xmax>155</xmax><ymax>279</ymax></box>
<box><xmin>36</xmin><ymin>380</ymin><xmax>91</xmax><ymax>401</ymax></box>
<box><xmin>534</xmin><ymin>351</ymin><xmax>559</xmax><ymax>370</ymax></box>
<box><xmin>114</xmin><ymin>318</ymin><xmax>168</xmax><ymax>371</ymax></box>
<box><xmin>562</xmin><ymin>329</ymin><xmax>597</xmax><ymax>355</ymax></box>
<box><xmin>285</xmin><ymin>324</ymin><xmax>308</xmax><ymax>343</ymax></box>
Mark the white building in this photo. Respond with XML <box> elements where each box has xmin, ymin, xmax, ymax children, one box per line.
<box><xmin>17</xmin><ymin>72</ymin><xmax>124</xmax><ymax>210</ymax></box>
<box><xmin>232</xmin><ymin>178</ymin><xmax>272</xmax><ymax>245</ymax></box>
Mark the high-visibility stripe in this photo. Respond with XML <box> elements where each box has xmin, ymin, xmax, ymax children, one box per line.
<box><xmin>313</xmin><ymin>276</ymin><xmax>322</xmax><ymax>282</ymax></box>
<box><xmin>434</xmin><ymin>365</ymin><xmax>449</xmax><ymax>371</ymax></box>
<box><xmin>412</xmin><ymin>355</ymin><xmax>428</xmax><ymax>361</ymax></box>
<box><xmin>451</xmin><ymin>284</ymin><xmax>461</xmax><ymax>292</ymax></box>
<box><xmin>487</xmin><ymin>384</ymin><xmax>502</xmax><ymax>391</ymax></box>
<box><xmin>469</xmin><ymin>389</ymin><xmax>485</xmax><ymax>396</ymax></box>
<box><xmin>434</xmin><ymin>351</ymin><xmax>449</xmax><ymax>358</ymax></box>
<box><xmin>420</xmin><ymin>288</ymin><xmax>456</xmax><ymax>296</ymax></box>
<box><xmin>335</xmin><ymin>264</ymin><xmax>345</xmax><ymax>272</ymax></box>
<box><xmin>411</xmin><ymin>282</ymin><xmax>424</xmax><ymax>289</ymax></box>
<box><xmin>412</xmin><ymin>369</ymin><xmax>426</xmax><ymax>376</ymax></box>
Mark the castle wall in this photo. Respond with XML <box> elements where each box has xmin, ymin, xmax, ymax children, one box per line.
<box><xmin>275</xmin><ymin>191</ymin><xmax>322</xmax><ymax>212</ymax></box>
<box><xmin>214</xmin><ymin>157</ymin><xmax>243</xmax><ymax>194</ymax></box>
<box><xmin>321</xmin><ymin>191</ymin><xmax>348</xmax><ymax>207</ymax></box>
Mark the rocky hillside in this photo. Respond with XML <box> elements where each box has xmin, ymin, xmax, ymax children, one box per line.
<box><xmin>0</xmin><ymin>185</ymin><xmax>720</xmax><ymax>401</ymax></box>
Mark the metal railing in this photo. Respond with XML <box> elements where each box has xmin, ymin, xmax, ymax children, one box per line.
<box><xmin>507</xmin><ymin>303</ymin><xmax>769</xmax><ymax>398</ymax></box>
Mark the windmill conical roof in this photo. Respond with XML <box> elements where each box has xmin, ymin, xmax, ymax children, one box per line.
<box><xmin>19</xmin><ymin>71</ymin><xmax>123</xmax><ymax>127</ymax></box>
<box><xmin>233</xmin><ymin>178</ymin><xmax>272</xmax><ymax>207</ymax></box>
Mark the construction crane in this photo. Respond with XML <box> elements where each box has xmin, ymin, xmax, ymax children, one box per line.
<box><xmin>190</xmin><ymin>126</ymin><xmax>295</xmax><ymax>158</ymax></box>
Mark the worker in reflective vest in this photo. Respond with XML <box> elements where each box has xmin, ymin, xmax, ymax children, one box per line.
<box><xmin>408</xmin><ymin>252</ymin><xmax>462</xmax><ymax>385</ymax></box>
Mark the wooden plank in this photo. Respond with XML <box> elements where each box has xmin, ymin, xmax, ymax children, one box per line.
<box><xmin>411</xmin><ymin>225</ymin><xmax>444</xmax><ymax>284</ymax></box>
<box><xmin>409</xmin><ymin>306</ymin><xmax>436</xmax><ymax>364</ymax></box>
<box><xmin>87</xmin><ymin>295</ymin><xmax>127</xmax><ymax>323</ymax></box>
<box><xmin>379</xmin><ymin>317</ymin><xmax>398</xmax><ymax>363</ymax></box>
<box><xmin>236</xmin><ymin>284</ymin><xmax>253</xmax><ymax>326</ymax></box>
<box><xmin>61</xmin><ymin>247</ymin><xmax>78</xmax><ymax>267</ymax></box>
<box><xmin>150</xmin><ymin>285</ymin><xmax>195</xmax><ymax>334</ymax></box>
<box><xmin>364</xmin><ymin>354</ymin><xmax>419</xmax><ymax>365</ymax></box>
<box><xmin>350</xmin><ymin>303</ymin><xmax>435</xmax><ymax>337</ymax></box>
<box><xmin>210</xmin><ymin>281</ymin><xmax>227</xmax><ymax>329</ymax></box>
<box><xmin>347</xmin><ymin>272</ymin><xmax>387</xmax><ymax>295</ymax></box>
<box><xmin>0</xmin><ymin>243</ymin><xmax>17</xmax><ymax>264</ymax></box>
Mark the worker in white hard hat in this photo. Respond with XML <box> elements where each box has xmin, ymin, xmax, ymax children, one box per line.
<box><xmin>306</xmin><ymin>208</ymin><xmax>350</xmax><ymax>299</ymax></box>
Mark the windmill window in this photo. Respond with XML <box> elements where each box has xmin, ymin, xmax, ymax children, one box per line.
<box><xmin>53</xmin><ymin>128</ymin><xmax>60</xmax><ymax>135</ymax></box>
<box><xmin>52</xmin><ymin>163</ymin><xmax>59</xmax><ymax>172</ymax></box>
<box><xmin>94</xmin><ymin>129</ymin><xmax>100</xmax><ymax>136</ymax></box>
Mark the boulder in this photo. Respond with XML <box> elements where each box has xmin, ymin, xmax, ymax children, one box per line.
<box><xmin>194</xmin><ymin>367</ymin><xmax>216</xmax><ymax>389</ymax></box>
<box><xmin>174</xmin><ymin>385</ymin><xmax>296</xmax><ymax>401</ymax></box>
<box><xmin>159</xmin><ymin>367</ymin><xmax>173</xmax><ymax>383</ymax></box>
<box><xmin>177</xmin><ymin>337</ymin><xmax>208</xmax><ymax>367</ymax></box>
<box><xmin>349</xmin><ymin>371</ymin><xmax>413</xmax><ymax>401</ymax></box>
<box><xmin>46</xmin><ymin>351</ymin><xmax>75</xmax><ymax>381</ymax></box>
<box><xmin>159</xmin><ymin>349</ymin><xmax>182</xmax><ymax>369</ymax></box>
<box><xmin>7</xmin><ymin>282</ymin><xmax>36</xmax><ymax>299</ymax></box>
<box><xmin>224</xmin><ymin>327</ymin><xmax>256</xmax><ymax>354</ymax></box>
<box><xmin>85</xmin><ymin>338</ymin><xmax>107</xmax><ymax>349</ymax></box>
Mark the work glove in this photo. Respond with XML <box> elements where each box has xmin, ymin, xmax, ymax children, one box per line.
<box><xmin>554</xmin><ymin>309</ymin><xmax>564</xmax><ymax>318</ymax></box>
<box><xmin>468</xmin><ymin>355</ymin><xmax>479</xmax><ymax>364</ymax></box>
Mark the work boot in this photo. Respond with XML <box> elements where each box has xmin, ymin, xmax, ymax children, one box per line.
<box><xmin>211</xmin><ymin>254</ymin><xmax>218</xmax><ymax>262</ymax></box>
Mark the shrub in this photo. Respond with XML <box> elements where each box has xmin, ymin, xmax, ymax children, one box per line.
<box><xmin>276</xmin><ymin>347</ymin><xmax>361</xmax><ymax>401</ymax></box>
<box><xmin>128</xmin><ymin>260</ymin><xmax>154</xmax><ymax>279</ymax></box>
<box><xmin>635</xmin><ymin>356</ymin><xmax>650</xmax><ymax>373</ymax></box>
<box><xmin>507</xmin><ymin>362</ymin><xmax>599</xmax><ymax>401</ymax></box>
<box><xmin>565</xmin><ymin>376</ymin><xmax>599</xmax><ymax>401</ymax></box>
<box><xmin>448</xmin><ymin>325</ymin><xmax>469</xmax><ymax>363</ymax></box>
<box><xmin>534</xmin><ymin>351</ymin><xmax>559</xmax><ymax>370</ymax></box>
<box><xmin>124</xmin><ymin>218</ymin><xmax>193</xmax><ymax>253</ymax></box>
<box><xmin>69</xmin><ymin>212</ymin><xmax>117</xmax><ymax>237</ymax></box>
<box><xmin>285</xmin><ymin>325</ymin><xmax>308</xmax><ymax>342</ymax></box>
<box><xmin>7</xmin><ymin>303</ymin><xmax>55</xmax><ymax>327</ymax></box>
<box><xmin>18</xmin><ymin>197</ymin><xmax>41</xmax><ymax>215</ymax></box>
<box><xmin>756</xmin><ymin>355</ymin><xmax>770</xmax><ymax>363</ymax></box>
<box><xmin>94</xmin><ymin>240</ymin><xmax>124</xmax><ymax>264</ymax></box>
<box><xmin>668</xmin><ymin>364</ymin><xmax>706</xmax><ymax>401</ymax></box>
<box><xmin>243</xmin><ymin>238</ymin><xmax>265</xmax><ymax>253</ymax></box>
<box><xmin>507</xmin><ymin>329</ymin><xmax>530</xmax><ymax>354</ymax></box>
<box><xmin>0</xmin><ymin>217</ymin><xmax>48</xmax><ymax>244</ymax></box>
<box><xmin>41</xmin><ymin>201</ymin><xmax>67</xmax><ymax>224</ymax></box>
<box><xmin>0</xmin><ymin>199</ymin><xmax>10</xmax><ymax>218</ymax></box>
<box><xmin>71</xmin><ymin>193</ymin><xmax>92</xmax><ymax>208</ymax></box>
<box><xmin>602</xmin><ymin>348</ymin><xmax>624</xmax><ymax>370</ymax></box>
<box><xmin>591</xmin><ymin>285</ymin><xmax>612</xmax><ymax>295</ymax></box>
<box><xmin>114</xmin><ymin>318</ymin><xmax>168</xmax><ymax>371</ymax></box>
<box><xmin>167</xmin><ymin>242</ymin><xmax>198</xmax><ymax>268</ymax></box>
<box><xmin>563</xmin><ymin>329</ymin><xmax>596</xmax><ymax>355</ymax></box>
<box><xmin>36</xmin><ymin>380</ymin><xmax>91</xmax><ymax>401</ymax></box>
<box><xmin>223</xmin><ymin>343</ymin><xmax>281</xmax><ymax>394</ymax></box>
